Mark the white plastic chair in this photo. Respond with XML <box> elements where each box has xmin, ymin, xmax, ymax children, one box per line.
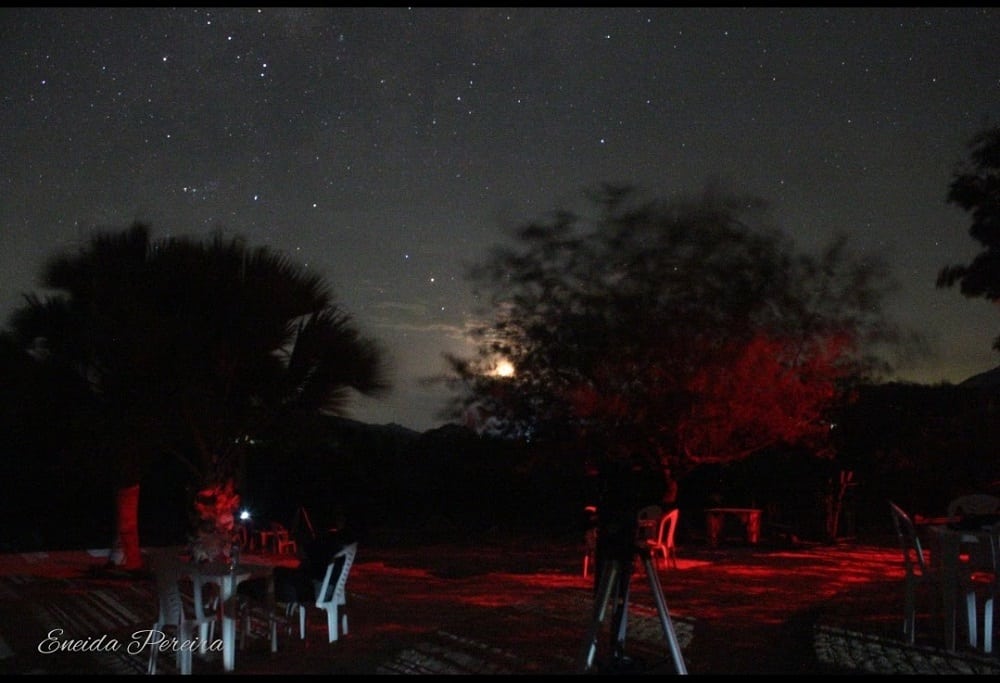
<box><xmin>889</xmin><ymin>501</ymin><xmax>978</xmax><ymax>647</ymax></box>
<box><xmin>646</xmin><ymin>508</ymin><xmax>680</xmax><ymax>570</ymax></box>
<box><xmin>943</xmin><ymin>494</ymin><xmax>1000</xmax><ymax>652</ymax></box>
<box><xmin>947</xmin><ymin>494</ymin><xmax>1000</xmax><ymax>574</ymax></box>
<box><xmin>237</xmin><ymin>571</ymin><xmax>294</xmax><ymax>655</ymax></box>
<box><xmin>147</xmin><ymin>551</ymin><xmax>217</xmax><ymax>675</ymax></box>
<box><xmin>977</xmin><ymin>529</ymin><xmax>1000</xmax><ymax>653</ymax></box>
<box><xmin>947</xmin><ymin>494</ymin><xmax>1000</xmax><ymax>520</ymax></box>
<box><xmin>271</xmin><ymin>522</ymin><xmax>299</xmax><ymax>556</ymax></box>
<box><xmin>288</xmin><ymin>542</ymin><xmax>358</xmax><ymax>643</ymax></box>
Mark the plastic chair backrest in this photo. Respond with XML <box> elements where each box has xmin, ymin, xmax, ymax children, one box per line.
<box><xmin>657</xmin><ymin>508</ymin><xmax>680</xmax><ymax>549</ymax></box>
<box><xmin>316</xmin><ymin>542</ymin><xmax>357</xmax><ymax>608</ymax></box>
<box><xmin>636</xmin><ymin>505</ymin><xmax>663</xmax><ymax>542</ymax></box>
<box><xmin>947</xmin><ymin>494</ymin><xmax>1000</xmax><ymax>519</ymax></box>
<box><xmin>889</xmin><ymin>501</ymin><xmax>928</xmax><ymax>577</ymax></box>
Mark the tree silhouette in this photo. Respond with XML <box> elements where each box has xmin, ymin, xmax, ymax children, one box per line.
<box><xmin>937</xmin><ymin>125</ymin><xmax>1000</xmax><ymax>350</ymax></box>
<box><xmin>445</xmin><ymin>185</ymin><xmax>905</xmax><ymax>493</ymax></box>
<box><xmin>4</xmin><ymin>223</ymin><xmax>389</xmax><ymax>569</ymax></box>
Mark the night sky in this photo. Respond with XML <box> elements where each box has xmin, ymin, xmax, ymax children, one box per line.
<box><xmin>2</xmin><ymin>7</ymin><xmax>998</xmax><ymax>432</ymax></box>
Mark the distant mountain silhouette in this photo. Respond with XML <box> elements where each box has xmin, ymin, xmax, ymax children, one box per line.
<box><xmin>959</xmin><ymin>366</ymin><xmax>1000</xmax><ymax>389</ymax></box>
<box><xmin>323</xmin><ymin>413</ymin><xmax>423</xmax><ymax>437</ymax></box>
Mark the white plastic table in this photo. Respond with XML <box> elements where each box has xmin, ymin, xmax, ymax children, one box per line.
<box><xmin>925</xmin><ymin>524</ymin><xmax>991</xmax><ymax>652</ymax></box>
<box><xmin>190</xmin><ymin>562</ymin><xmax>268</xmax><ymax>671</ymax></box>
<box><xmin>705</xmin><ymin>507</ymin><xmax>762</xmax><ymax>546</ymax></box>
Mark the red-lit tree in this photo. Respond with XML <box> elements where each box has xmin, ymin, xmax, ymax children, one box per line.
<box><xmin>445</xmin><ymin>185</ymin><xmax>908</xmax><ymax>520</ymax></box>
<box><xmin>4</xmin><ymin>224</ymin><xmax>389</xmax><ymax>569</ymax></box>
<box><xmin>676</xmin><ymin>332</ymin><xmax>851</xmax><ymax>465</ymax></box>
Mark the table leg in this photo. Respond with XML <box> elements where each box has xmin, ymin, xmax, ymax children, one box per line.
<box><xmin>706</xmin><ymin>512</ymin><xmax>722</xmax><ymax>547</ymax></box>
<box><xmin>222</xmin><ymin>615</ymin><xmax>237</xmax><ymax>671</ymax></box>
<box><xmin>746</xmin><ymin>511</ymin><xmax>761</xmax><ymax>544</ymax></box>
<box><xmin>199</xmin><ymin>621</ymin><xmax>211</xmax><ymax>655</ymax></box>
<box><xmin>941</xmin><ymin>534</ymin><xmax>958</xmax><ymax>652</ymax></box>
<box><xmin>190</xmin><ymin>579</ymin><xmax>213</xmax><ymax>655</ymax></box>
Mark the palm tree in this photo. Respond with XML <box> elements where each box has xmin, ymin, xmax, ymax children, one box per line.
<box><xmin>5</xmin><ymin>223</ymin><xmax>389</xmax><ymax>569</ymax></box>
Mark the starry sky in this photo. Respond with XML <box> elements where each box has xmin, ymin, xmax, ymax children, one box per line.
<box><xmin>2</xmin><ymin>7</ymin><xmax>999</xmax><ymax>432</ymax></box>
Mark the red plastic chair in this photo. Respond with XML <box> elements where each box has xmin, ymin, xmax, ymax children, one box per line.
<box><xmin>647</xmin><ymin>508</ymin><xmax>680</xmax><ymax>570</ymax></box>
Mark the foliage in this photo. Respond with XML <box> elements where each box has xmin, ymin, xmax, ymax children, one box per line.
<box><xmin>937</xmin><ymin>125</ymin><xmax>1000</xmax><ymax>350</ymax></box>
<box><xmin>2</xmin><ymin>223</ymin><xmax>390</xmax><ymax>561</ymax></box>
<box><xmin>678</xmin><ymin>333</ymin><xmax>847</xmax><ymax>464</ymax></box>
<box><xmin>832</xmin><ymin>381</ymin><xmax>1000</xmax><ymax>519</ymax></box>
<box><xmin>189</xmin><ymin>480</ymin><xmax>241</xmax><ymax>563</ymax></box>
<box><xmin>5</xmin><ymin>223</ymin><xmax>389</xmax><ymax>487</ymax></box>
<box><xmin>444</xmin><ymin>185</ymin><xmax>906</xmax><ymax>478</ymax></box>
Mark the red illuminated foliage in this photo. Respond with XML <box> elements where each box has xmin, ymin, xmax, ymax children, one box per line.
<box><xmin>677</xmin><ymin>332</ymin><xmax>853</xmax><ymax>466</ymax></box>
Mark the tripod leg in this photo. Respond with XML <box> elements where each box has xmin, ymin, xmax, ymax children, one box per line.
<box><xmin>640</xmin><ymin>554</ymin><xmax>688</xmax><ymax>674</ymax></box>
<box><xmin>610</xmin><ymin>566</ymin><xmax>633</xmax><ymax>660</ymax></box>
<box><xmin>577</xmin><ymin>559</ymin><xmax>622</xmax><ymax>672</ymax></box>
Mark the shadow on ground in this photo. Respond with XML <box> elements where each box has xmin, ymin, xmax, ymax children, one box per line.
<box><xmin>1</xmin><ymin>535</ymin><xmax>998</xmax><ymax>675</ymax></box>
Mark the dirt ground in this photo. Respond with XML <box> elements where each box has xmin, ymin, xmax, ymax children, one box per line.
<box><xmin>3</xmin><ymin>530</ymin><xmax>964</xmax><ymax>676</ymax></box>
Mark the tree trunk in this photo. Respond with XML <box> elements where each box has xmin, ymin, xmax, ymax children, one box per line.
<box><xmin>109</xmin><ymin>483</ymin><xmax>142</xmax><ymax>570</ymax></box>
<box><xmin>823</xmin><ymin>470</ymin><xmax>853</xmax><ymax>543</ymax></box>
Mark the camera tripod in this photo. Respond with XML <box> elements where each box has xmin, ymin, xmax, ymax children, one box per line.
<box><xmin>577</xmin><ymin>543</ymin><xmax>687</xmax><ymax>674</ymax></box>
